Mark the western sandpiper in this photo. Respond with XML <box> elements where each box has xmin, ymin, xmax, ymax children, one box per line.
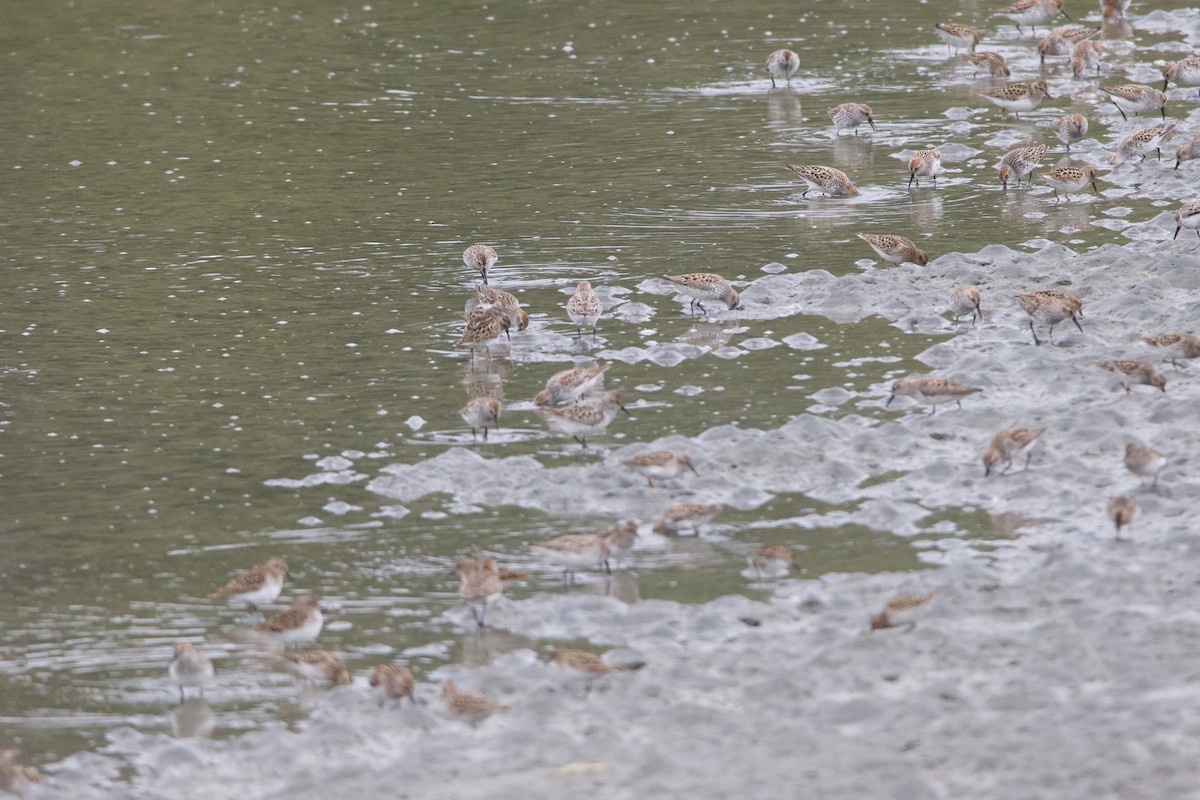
<box><xmin>652</xmin><ymin>503</ymin><xmax>724</xmax><ymax>535</ymax></box>
<box><xmin>282</xmin><ymin>650</ymin><xmax>352</xmax><ymax>687</ymax></box>
<box><xmin>907</xmin><ymin>149</ymin><xmax>944</xmax><ymax>188</ymax></box>
<box><xmin>1099</xmin><ymin>360</ymin><xmax>1167</xmax><ymax>392</ymax></box>
<box><xmin>168</xmin><ymin>642</ymin><xmax>214</xmax><ymax>703</ymax></box>
<box><xmin>828</xmin><ymin>102</ymin><xmax>877</xmax><ymax>136</ymax></box>
<box><xmin>949</xmin><ymin>285</ymin><xmax>984</xmax><ymax>325</ymax></box>
<box><xmin>539</xmin><ymin>389</ymin><xmax>630</xmax><ymax>448</ymax></box>
<box><xmin>463</xmin><ymin>244</ymin><xmax>498</xmax><ymax>285</ymax></box>
<box><xmin>1041</xmin><ymin>165</ymin><xmax>1099</xmax><ymax>201</ymax></box>
<box><xmin>620</xmin><ymin>450</ymin><xmax>697</xmax><ymax>486</ymax></box>
<box><xmin>934</xmin><ymin>23</ymin><xmax>982</xmax><ymax>55</ymax></box>
<box><xmin>855</xmin><ymin>233</ymin><xmax>929</xmax><ymax>266</ymax></box>
<box><xmin>442</xmin><ymin>681</ymin><xmax>507</xmax><ymax>725</ymax></box>
<box><xmin>1015</xmin><ymin>289</ymin><xmax>1084</xmax><ymax>345</ymax></box>
<box><xmin>1175</xmin><ymin>137</ymin><xmax>1200</xmax><ymax>170</ymax></box>
<box><xmin>1109</xmin><ymin>123</ymin><xmax>1176</xmax><ymax>164</ymax></box>
<box><xmin>766</xmin><ymin>49</ymin><xmax>800</xmax><ymax>88</ymax></box>
<box><xmin>1038</xmin><ymin>25</ymin><xmax>1098</xmax><ymax>62</ymax></box>
<box><xmin>567</xmin><ymin>280</ymin><xmax>603</xmax><ymax>340</ymax></box>
<box><xmin>534</xmin><ymin>363</ymin><xmax>612</xmax><ymax>407</ymax></box>
<box><xmin>999</xmin><ymin>145</ymin><xmax>1048</xmax><ymax>188</ymax></box>
<box><xmin>211</xmin><ymin>556</ymin><xmax>288</xmax><ymax>610</ymax></box>
<box><xmin>661</xmin><ymin>273</ymin><xmax>740</xmax><ymax>315</ymax></box>
<box><xmin>553</xmin><ymin>647</ymin><xmax>623</xmax><ymax>674</ymax></box>
<box><xmin>456</xmin><ymin>557</ymin><xmax>502</xmax><ymax>628</ymax></box>
<box><xmin>473</xmin><ymin>284</ymin><xmax>529</xmax><ymax>331</ymax></box>
<box><xmin>983</xmin><ymin>427</ymin><xmax>1047</xmax><ymax>476</ymax></box>
<box><xmin>531</xmin><ymin>533</ymin><xmax>612</xmax><ymax>579</ymax></box>
<box><xmin>1107</xmin><ymin>495</ymin><xmax>1138</xmax><ymax>539</ymax></box>
<box><xmin>460</xmin><ymin>396</ymin><xmax>502</xmax><ymax>443</ymax></box>
<box><xmin>982</xmin><ymin>80</ymin><xmax>1053</xmax><ymax>118</ymax></box>
<box><xmin>1163</xmin><ymin>56</ymin><xmax>1200</xmax><ymax>93</ymax></box>
<box><xmin>747</xmin><ymin>544</ymin><xmax>793</xmax><ymax>579</ymax></box>
<box><xmin>1071</xmin><ymin>39</ymin><xmax>1104</xmax><ymax>76</ymax></box>
<box><xmin>456</xmin><ymin>306</ymin><xmax>511</xmax><ymax>350</ymax></box>
<box><xmin>1101</xmin><ymin>84</ymin><xmax>1166</xmax><ymax>121</ymax></box>
<box><xmin>785</xmin><ymin>164</ymin><xmax>860</xmax><ymax>197</ymax></box>
<box><xmin>961</xmin><ymin>52</ymin><xmax>1011</xmax><ymax>77</ymax></box>
<box><xmin>256</xmin><ymin>594</ymin><xmax>324</xmax><ymax>646</ymax></box>
<box><xmin>1124</xmin><ymin>442</ymin><xmax>1167</xmax><ymax>486</ymax></box>
<box><xmin>996</xmin><ymin>0</ymin><xmax>1070</xmax><ymax>35</ymax></box>
<box><xmin>886</xmin><ymin>376</ymin><xmax>982</xmax><ymax>414</ymax></box>
<box><xmin>369</xmin><ymin>663</ymin><xmax>416</xmax><ymax>704</ymax></box>
<box><xmin>1050</xmin><ymin>113</ymin><xmax>1088</xmax><ymax>149</ymax></box>
<box><xmin>1141</xmin><ymin>332</ymin><xmax>1200</xmax><ymax>365</ymax></box>
<box><xmin>1173</xmin><ymin>200</ymin><xmax>1200</xmax><ymax>239</ymax></box>
<box><xmin>870</xmin><ymin>592</ymin><xmax>939</xmax><ymax>630</ymax></box>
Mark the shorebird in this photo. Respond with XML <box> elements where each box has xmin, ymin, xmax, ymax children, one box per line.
<box><xmin>886</xmin><ymin>376</ymin><xmax>983</xmax><ymax>414</ymax></box>
<box><xmin>211</xmin><ymin>557</ymin><xmax>288</xmax><ymax>610</ymax></box>
<box><xmin>1014</xmin><ymin>289</ymin><xmax>1084</xmax><ymax>345</ymax></box>
<box><xmin>766</xmin><ymin>49</ymin><xmax>800</xmax><ymax>88</ymax></box>
<box><xmin>462</xmin><ymin>244</ymin><xmax>497</xmax><ymax>285</ymax></box>
<box><xmin>934</xmin><ymin>23</ymin><xmax>982</xmax><ymax>55</ymax></box>
<box><xmin>1040</xmin><ymin>165</ymin><xmax>1099</xmax><ymax>201</ymax></box>
<box><xmin>828</xmin><ymin>103</ymin><xmax>877</xmax><ymax>136</ymax></box>
<box><xmin>981</xmin><ymin>80</ymin><xmax>1053</xmax><ymax>119</ymax></box>
<box><xmin>1101</xmin><ymin>84</ymin><xmax>1166</xmax><ymax>121</ymax></box>
<box><xmin>785</xmin><ymin>164</ymin><xmax>860</xmax><ymax>197</ymax></box>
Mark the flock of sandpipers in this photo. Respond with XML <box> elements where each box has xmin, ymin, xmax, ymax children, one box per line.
<box><xmin>6</xmin><ymin>0</ymin><xmax>1200</xmax><ymax>789</ymax></box>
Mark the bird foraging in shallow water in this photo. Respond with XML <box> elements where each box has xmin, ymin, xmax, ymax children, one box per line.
<box><xmin>661</xmin><ymin>273</ymin><xmax>740</xmax><ymax>316</ymax></box>
<box><xmin>1071</xmin><ymin>39</ymin><xmax>1104</xmax><ymax>76</ymax></box>
<box><xmin>460</xmin><ymin>396</ymin><xmax>502</xmax><ymax>442</ymax></box>
<box><xmin>907</xmin><ymin>150</ymin><xmax>944</xmax><ymax>188</ymax></box>
<box><xmin>999</xmin><ymin>145</ymin><xmax>1047</xmax><ymax>189</ymax></box>
<box><xmin>1101</xmin><ymin>84</ymin><xmax>1166</xmax><ymax>121</ymax></box>
<box><xmin>960</xmin><ymin>51</ymin><xmax>1010</xmax><ymax>77</ymax></box>
<box><xmin>1050</xmin><ymin>114</ymin><xmax>1088</xmax><ymax>150</ymax></box>
<box><xmin>370</xmin><ymin>663</ymin><xmax>416</xmax><ymax>704</ymax></box>
<box><xmin>746</xmin><ymin>544</ymin><xmax>793</xmax><ymax>579</ymax></box>
<box><xmin>1162</xmin><ymin>56</ymin><xmax>1200</xmax><ymax>93</ymax></box>
<box><xmin>995</xmin><ymin>0</ymin><xmax>1071</xmax><ymax>35</ymax></box>
<box><xmin>566</xmin><ymin>280</ymin><xmax>603</xmax><ymax>341</ymax></box>
<box><xmin>473</xmin><ymin>283</ymin><xmax>528</xmax><ymax>331</ymax></box>
<box><xmin>886</xmin><ymin>376</ymin><xmax>982</xmax><ymax>414</ymax></box>
<box><xmin>282</xmin><ymin>650</ymin><xmax>352</xmax><ymax>687</ymax></box>
<box><xmin>980</xmin><ymin>80</ymin><xmax>1053</xmax><ymax>118</ymax></box>
<box><xmin>1099</xmin><ymin>359</ymin><xmax>1167</xmax><ymax>393</ymax></box>
<box><xmin>827</xmin><ymin>103</ymin><xmax>877</xmax><ymax>136</ymax></box>
<box><xmin>462</xmin><ymin>244</ymin><xmax>498</xmax><ymax>285</ymax></box>
<box><xmin>531</xmin><ymin>533</ymin><xmax>612</xmax><ymax>580</ymax></box>
<box><xmin>256</xmin><ymin>594</ymin><xmax>324</xmax><ymax>646</ymax></box>
<box><xmin>1038</xmin><ymin>25</ymin><xmax>1098</xmax><ymax>62</ymax></box>
<box><xmin>620</xmin><ymin>450</ymin><xmax>698</xmax><ymax>486</ymax></box>
<box><xmin>855</xmin><ymin>233</ymin><xmax>929</xmax><ymax>266</ymax></box>
<box><xmin>211</xmin><ymin>556</ymin><xmax>288</xmax><ymax>610</ymax></box>
<box><xmin>1014</xmin><ymin>289</ymin><xmax>1083</xmax><ymax>345</ymax></box>
<box><xmin>983</xmin><ymin>427</ymin><xmax>1046</xmax><ymax>476</ymax></box>
<box><xmin>785</xmin><ymin>164</ymin><xmax>860</xmax><ymax>198</ymax></box>
<box><xmin>1109</xmin><ymin>124</ymin><xmax>1176</xmax><ymax>164</ymax></box>
<box><xmin>934</xmin><ymin>23</ymin><xmax>982</xmax><ymax>55</ymax></box>
<box><xmin>168</xmin><ymin>642</ymin><xmax>214</xmax><ymax>703</ymax></box>
<box><xmin>948</xmin><ymin>285</ymin><xmax>984</xmax><ymax>325</ymax></box>
<box><xmin>1040</xmin><ymin>165</ymin><xmax>1099</xmax><ymax>201</ymax></box>
<box><xmin>1107</xmin><ymin>496</ymin><xmax>1138</xmax><ymax>539</ymax></box>
<box><xmin>456</xmin><ymin>306</ymin><xmax>510</xmax><ymax>349</ymax></box>
<box><xmin>456</xmin><ymin>557</ymin><xmax>502</xmax><ymax>628</ymax></box>
<box><xmin>539</xmin><ymin>390</ymin><xmax>631</xmax><ymax>448</ymax></box>
<box><xmin>766</xmin><ymin>49</ymin><xmax>800</xmax><ymax>88</ymax></box>
<box><xmin>1174</xmin><ymin>137</ymin><xmax>1200</xmax><ymax>170</ymax></box>
<box><xmin>653</xmin><ymin>503</ymin><xmax>724</xmax><ymax>535</ymax></box>
<box><xmin>535</xmin><ymin>363</ymin><xmax>611</xmax><ymax>407</ymax></box>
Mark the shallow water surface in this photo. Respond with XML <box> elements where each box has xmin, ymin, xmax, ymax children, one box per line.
<box><xmin>2</xmin><ymin>0</ymin><xmax>1198</xmax><ymax>774</ymax></box>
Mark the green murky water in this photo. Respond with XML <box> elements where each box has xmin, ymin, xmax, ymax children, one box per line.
<box><xmin>0</xmin><ymin>0</ymin><xmax>1190</xmax><ymax>768</ymax></box>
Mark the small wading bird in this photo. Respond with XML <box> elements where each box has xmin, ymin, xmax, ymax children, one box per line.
<box><xmin>462</xmin><ymin>244</ymin><xmax>498</xmax><ymax>285</ymax></box>
<box><xmin>886</xmin><ymin>376</ymin><xmax>983</xmax><ymax>414</ymax></box>
<box><xmin>765</xmin><ymin>49</ymin><xmax>800</xmax><ymax>88</ymax></box>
